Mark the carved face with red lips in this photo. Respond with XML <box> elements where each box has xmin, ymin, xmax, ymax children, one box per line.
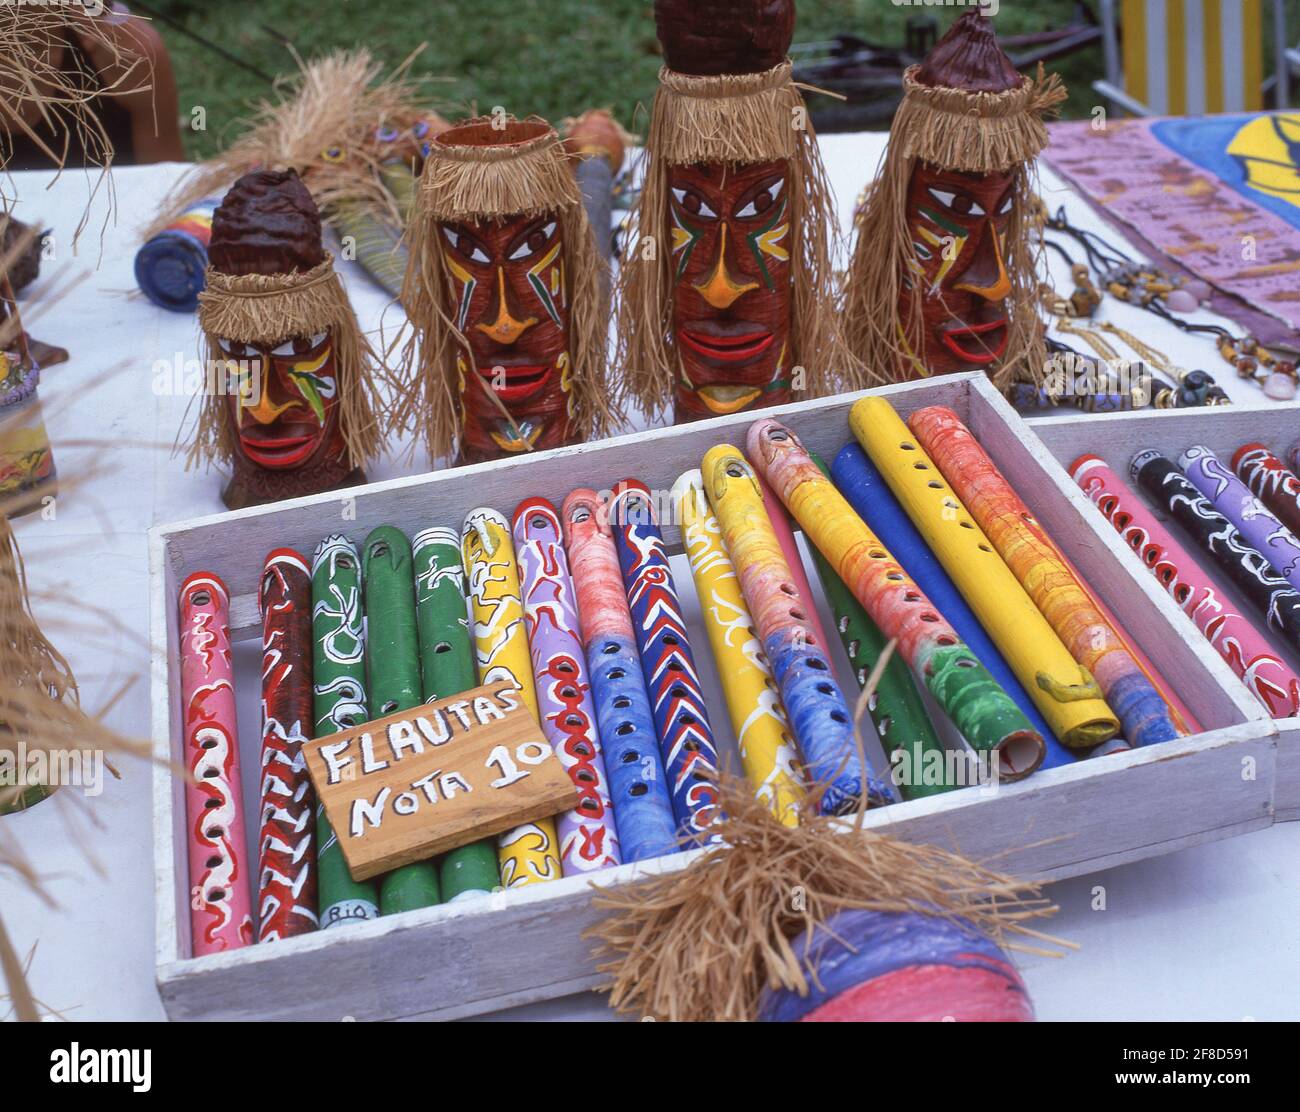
<box><xmin>668</xmin><ymin>159</ymin><xmax>792</xmax><ymax>420</ymax></box>
<box><xmin>439</xmin><ymin>213</ymin><xmax>574</xmax><ymax>462</ymax></box>
<box><xmin>900</xmin><ymin>164</ymin><xmax>1015</xmax><ymax>376</ymax></box>
<box><xmin>217</xmin><ymin>331</ymin><xmax>342</xmax><ymax>471</ymax></box>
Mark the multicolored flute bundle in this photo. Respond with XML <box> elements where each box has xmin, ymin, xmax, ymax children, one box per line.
<box><xmin>851</xmin><ymin>398</ymin><xmax>1119</xmax><ymax>752</ymax></box>
<box><xmin>462</xmin><ymin>508</ymin><xmax>564</xmax><ymax>887</ymax></box>
<box><xmin>1074</xmin><ymin>454</ymin><xmax>1300</xmax><ymax>719</ymax></box>
<box><xmin>702</xmin><ymin>445</ymin><xmax>893</xmax><ymax>811</ymax></box>
<box><xmin>907</xmin><ymin>406</ymin><xmax>1178</xmax><ymax>750</ymax></box>
<box><xmin>1234</xmin><ymin>444</ymin><xmax>1300</xmax><ymax>540</ymax></box>
<box><xmin>562</xmin><ymin>489</ymin><xmax>681</xmax><ymax>861</ymax></box>
<box><xmin>513</xmin><ymin>498</ymin><xmax>621</xmax><ymax>873</ymax></box>
<box><xmin>609</xmin><ymin>481</ymin><xmax>724</xmax><ymax>843</ymax></box>
<box><xmin>179</xmin><ymin>572</ymin><xmax>254</xmax><ymax>955</ymax></box>
<box><xmin>1132</xmin><ymin>451</ymin><xmax>1300</xmax><ymax>656</ymax></box>
<box><xmin>257</xmin><ymin>550</ymin><xmax>319</xmax><ymax>942</ymax></box>
<box><xmin>748</xmin><ymin>418</ymin><xmax>1046</xmax><ymax>779</ymax></box>
<box><xmin>673</xmin><ymin>471</ymin><xmax>803</xmax><ymax>824</ymax></box>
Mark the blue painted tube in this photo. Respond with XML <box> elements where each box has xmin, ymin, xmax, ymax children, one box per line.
<box><xmin>134</xmin><ymin>197</ymin><xmax>219</xmax><ymax>311</ymax></box>
<box><xmin>831</xmin><ymin>443</ymin><xmax>1074</xmax><ymax>769</ymax></box>
<box><xmin>609</xmin><ymin>480</ymin><xmax>724</xmax><ymax>843</ymax></box>
<box><xmin>584</xmin><ymin>634</ymin><xmax>681</xmax><ymax>861</ymax></box>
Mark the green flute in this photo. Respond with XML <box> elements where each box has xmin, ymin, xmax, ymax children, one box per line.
<box><xmin>413</xmin><ymin>527</ymin><xmax>500</xmax><ymax>902</ymax></box>
<box><xmin>311</xmin><ymin>534</ymin><xmax>380</xmax><ymax>929</ymax></box>
<box><xmin>364</xmin><ymin>526</ymin><xmax>442</xmax><ymax>914</ymax></box>
<box><xmin>809</xmin><ymin>455</ymin><xmax>955</xmax><ymax>800</ymax></box>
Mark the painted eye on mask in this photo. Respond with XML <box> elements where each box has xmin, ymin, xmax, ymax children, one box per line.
<box><xmin>734</xmin><ymin>178</ymin><xmax>785</xmax><ymax>219</ymax></box>
<box><xmin>928</xmin><ymin>187</ymin><xmax>985</xmax><ymax>217</ymax></box>
<box><xmin>269</xmin><ymin>333</ymin><xmax>328</xmax><ymax>359</ymax></box>
<box><xmin>997</xmin><ymin>194</ymin><xmax>1014</xmax><ymax>215</ymax></box>
<box><xmin>507</xmin><ymin>221</ymin><xmax>558</xmax><ymax>261</ymax></box>
<box><xmin>217</xmin><ymin>337</ymin><xmax>251</xmax><ymax>358</ymax></box>
<box><xmin>442</xmin><ymin>226</ymin><xmax>491</xmax><ymax>264</ymax></box>
<box><xmin>671</xmin><ymin>187</ymin><xmax>718</xmax><ymax>220</ymax></box>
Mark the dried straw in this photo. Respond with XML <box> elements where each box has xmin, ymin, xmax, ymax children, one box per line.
<box><xmin>844</xmin><ymin>66</ymin><xmax>1066</xmax><ymax>392</ymax></box>
<box><xmin>190</xmin><ymin>254</ymin><xmax>382</xmax><ymax>470</ymax></box>
<box><xmin>394</xmin><ymin>116</ymin><xmax>616</xmax><ymax>461</ymax></box>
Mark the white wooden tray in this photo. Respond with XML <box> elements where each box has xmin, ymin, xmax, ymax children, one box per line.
<box><xmin>1029</xmin><ymin>403</ymin><xmax>1300</xmax><ymax>821</ymax></box>
<box><xmin>150</xmin><ymin>372</ymin><xmax>1274</xmax><ymax>1021</ymax></box>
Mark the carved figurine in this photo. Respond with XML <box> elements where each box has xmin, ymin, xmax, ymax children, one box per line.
<box><xmin>844</xmin><ymin>10</ymin><xmax>1065</xmax><ymax>390</ymax></box>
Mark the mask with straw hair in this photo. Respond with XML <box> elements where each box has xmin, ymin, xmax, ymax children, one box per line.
<box><xmin>395</xmin><ymin>115</ymin><xmax>616</xmax><ymax>465</ymax></box>
<box><xmin>844</xmin><ymin>10</ymin><xmax>1066</xmax><ymax>392</ymax></box>
<box><xmin>616</xmin><ymin>0</ymin><xmax>861</xmax><ymax>425</ymax></box>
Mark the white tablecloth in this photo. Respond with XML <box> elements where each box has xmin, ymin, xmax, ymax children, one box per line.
<box><xmin>2</xmin><ymin>133</ymin><xmax>1297</xmax><ymax>1022</ymax></box>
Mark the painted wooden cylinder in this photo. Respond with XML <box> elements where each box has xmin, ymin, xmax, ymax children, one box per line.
<box><xmin>852</xmin><ymin>398</ymin><xmax>1119</xmax><ymax>751</ymax></box>
<box><xmin>412</xmin><ymin>526</ymin><xmax>499</xmax><ymax>901</ymax></box>
<box><xmin>1132</xmin><ymin>451</ymin><xmax>1300</xmax><ymax>656</ymax></box>
<box><xmin>672</xmin><ymin>469</ymin><xmax>802</xmax><ymax>825</ymax></box>
<box><xmin>609</xmin><ymin>479</ymin><xmax>724</xmax><ymax>843</ymax></box>
<box><xmin>702</xmin><ymin>445</ymin><xmax>893</xmax><ymax>811</ymax></box>
<box><xmin>0</xmin><ymin>355</ymin><xmax>57</xmax><ymax>517</ymax></box>
<box><xmin>178</xmin><ymin>572</ymin><xmax>254</xmax><ymax>955</ymax></box>
<box><xmin>513</xmin><ymin>497</ymin><xmax>621</xmax><ymax>873</ymax></box>
<box><xmin>363</xmin><ymin>526</ymin><xmax>442</xmax><ymax>913</ymax></box>
<box><xmin>462</xmin><ymin>508</ymin><xmax>562</xmax><ymax>887</ymax></box>
<box><xmin>134</xmin><ymin>196</ymin><xmax>218</xmax><ymax>311</ymax></box>
<box><xmin>807</xmin><ymin>454</ymin><xmax>953</xmax><ymax>800</ymax></box>
<box><xmin>830</xmin><ymin>442</ymin><xmax>1071</xmax><ymax>770</ymax></box>
<box><xmin>1181</xmin><ymin>445</ymin><xmax>1300</xmax><ymax>590</ymax></box>
<box><xmin>757</xmin><ymin>909</ymin><xmax>1034</xmax><ymax>1022</ymax></box>
<box><xmin>1074</xmin><ymin>455</ymin><xmax>1300</xmax><ymax>722</ymax></box>
<box><xmin>1234</xmin><ymin>443</ymin><xmax>1300</xmax><ymax>540</ymax></box>
<box><xmin>747</xmin><ymin>417</ymin><xmax>1045</xmax><ymax>780</ymax></box>
<box><xmin>909</xmin><ymin>406</ymin><xmax>1179</xmax><ymax>750</ymax></box>
<box><xmin>561</xmin><ymin>489</ymin><xmax>680</xmax><ymax>862</ymax></box>
<box><xmin>310</xmin><ymin>535</ymin><xmax>380</xmax><ymax>928</ymax></box>
<box><xmin>256</xmin><ymin>549</ymin><xmax>319</xmax><ymax>942</ymax></box>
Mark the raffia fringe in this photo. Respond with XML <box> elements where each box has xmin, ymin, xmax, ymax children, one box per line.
<box><xmin>393</xmin><ymin>121</ymin><xmax>616</xmax><ymax>461</ymax></box>
<box><xmin>189</xmin><ymin>255</ymin><xmax>381</xmax><ymax>469</ymax></box>
<box><xmin>615</xmin><ymin>65</ymin><xmax>869</xmax><ymax>420</ymax></box>
<box><xmin>897</xmin><ymin>65</ymin><xmax>1066</xmax><ymax>174</ymax></box>
<box><xmin>415</xmin><ymin>117</ymin><xmax>583</xmax><ymax>221</ymax></box>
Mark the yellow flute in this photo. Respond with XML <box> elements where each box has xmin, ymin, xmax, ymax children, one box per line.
<box><xmin>461</xmin><ymin>507</ymin><xmax>562</xmax><ymax>887</ymax></box>
<box><xmin>850</xmin><ymin>398</ymin><xmax>1119</xmax><ymax>749</ymax></box>
<box><xmin>672</xmin><ymin>470</ymin><xmax>802</xmax><ymax>826</ymax></box>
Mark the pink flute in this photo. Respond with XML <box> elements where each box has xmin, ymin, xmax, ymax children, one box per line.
<box><xmin>909</xmin><ymin>407</ymin><xmax>1183</xmax><ymax>749</ymax></box>
<box><xmin>179</xmin><ymin>572</ymin><xmax>254</xmax><ymax>956</ymax></box>
<box><xmin>1072</xmin><ymin>455</ymin><xmax>1300</xmax><ymax>719</ymax></box>
<box><xmin>756</xmin><ymin>471</ymin><xmax>833</xmax><ymax>657</ymax></box>
<box><xmin>513</xmin><ymin>497</ymin><xmax>621</xmax><ymax>873</ymax></box>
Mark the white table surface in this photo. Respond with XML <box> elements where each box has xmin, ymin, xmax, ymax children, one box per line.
<box><xmin>2</xmin><ymin>132</ymin><xmax>1297</xmax><ymax>1023</ymax></box>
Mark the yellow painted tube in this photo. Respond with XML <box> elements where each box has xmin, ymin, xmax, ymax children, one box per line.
<box><xmin>850</xmin><ymin>397</ymin><xmax>1119</xmax><ymax>749</ymax></box>
<box><xmin>461</xmin><ymin>507</ymin><xmax>562</xmax><ymax>887</ymax></box>
<box><xmin>671</xmin><ymin>470</ymin><xmax>802</xmax><ymax>826</ymax></box>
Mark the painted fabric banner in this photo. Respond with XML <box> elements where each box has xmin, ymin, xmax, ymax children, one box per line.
<box><xmin>1045</xmin><ymin>114</ymin><xmax>1300</xmax><ymax>342</ymax></box>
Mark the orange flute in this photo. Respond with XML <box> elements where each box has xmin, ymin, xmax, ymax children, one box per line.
<box><xmin>907</xmin><ymin>406</ymin><xmax>1183</xmax><ymax>749</ymax></box>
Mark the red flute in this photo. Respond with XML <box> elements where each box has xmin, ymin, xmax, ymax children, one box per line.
<box><xmin>257</xmin><ymin>550</ymin><xmax>319</xmax><ymax>942</ymax></box>
<box><xmin>1234</xmin><ymin>443</ymin><xmax>1300</xmax><ymax>540</ymax></box>
<box><xmin>179</xmin><ymin>572</ymin><xmax>254</xmax><ymax>956</ymax></box>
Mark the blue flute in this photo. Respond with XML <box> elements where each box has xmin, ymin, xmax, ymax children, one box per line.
<box><xmin>608</xmin><ymin>480</ymin><xmax>724</xmax><ymax>844</ymax></box>
<box><xmin>561</xmin><ymin>489</ymin><xmax>680</xmax><ymax>861</ymax></box>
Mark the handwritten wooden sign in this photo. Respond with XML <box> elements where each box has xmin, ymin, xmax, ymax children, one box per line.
<box><xmin>302</xmin><ymin>681</ymin><xmax>576</xmax><ymax>882</ymax></box>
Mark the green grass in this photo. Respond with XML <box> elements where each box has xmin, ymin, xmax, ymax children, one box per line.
<box><xmin>153</xmin><ymin>0</ymin><xmax>1113</xmax><ymax>160</ymax></box>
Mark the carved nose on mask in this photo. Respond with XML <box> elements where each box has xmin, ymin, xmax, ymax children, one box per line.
<box><xmin>693</xmin><ymin>225</ymin><xmax>760</xmax><ymax>310</ymax></box>
<box><xmin>954</xmin><ymin>222</ymin><xmax>1012</xmax><ymax>302</ymax></box>
<box><xmin>475</xmin><ymin>267</ymin><xmax>538</xmax><ymax>345</ymax></box>
<box><xmin>243</xmin><ymin>358</ymin><xmax>295</xmax><ymax>425</ymax></box>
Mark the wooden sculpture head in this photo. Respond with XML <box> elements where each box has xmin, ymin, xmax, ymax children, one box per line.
<box><xmin>208</xmin><ymin>170</ymin><xmax>348</xmax><ymax>493</ymax></box>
